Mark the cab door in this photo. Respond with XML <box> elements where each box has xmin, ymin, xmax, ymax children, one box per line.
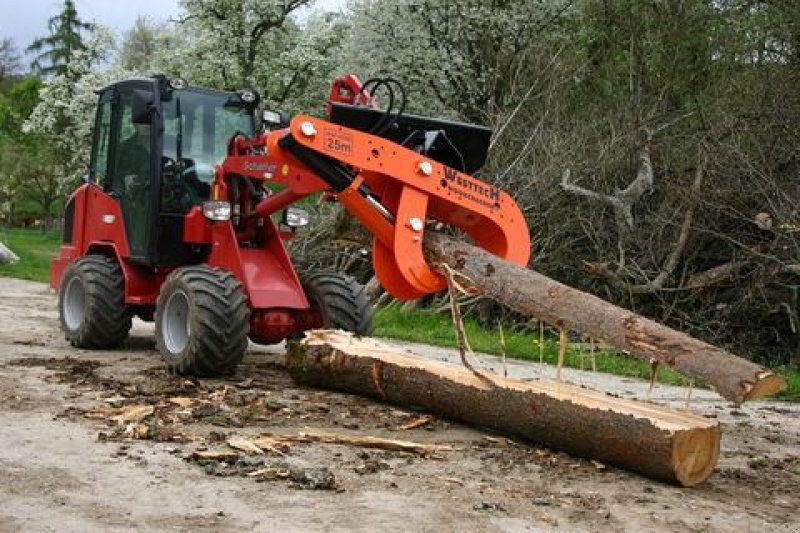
<box><xmin>107</xmin><ymin>85</ymin><xmax>160</xmax><ymax>263</ymax></box>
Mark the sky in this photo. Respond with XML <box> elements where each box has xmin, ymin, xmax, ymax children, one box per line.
<box><xmin>0</xmin><ymin>0</ymin><xmax>347</xmax><ymax>62</ymax></box>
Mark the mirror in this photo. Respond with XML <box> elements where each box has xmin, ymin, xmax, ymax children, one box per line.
<box><xmin>132</xmin><ymin>89</ymin><xmax>154</xmax><ymax>125</ymax></box>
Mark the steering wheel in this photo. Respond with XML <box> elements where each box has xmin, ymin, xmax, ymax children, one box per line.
<box><xmin>161</xmin><ymin>157</ymin><xmax>202</xmax><ymax>209</ymax></box>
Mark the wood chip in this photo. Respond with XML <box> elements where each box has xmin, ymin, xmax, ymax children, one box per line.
<box><xmin>84</xmin><ymin>408</ymin><xmax>113</xmax><ymax>420</ymax></box>
<box><xmin>250</xmin><ymin>436</ymin><xmax>289</xmax><ymax>456</ymax></box>
<box><xmin>247</xmin><ymin>467</ymin><xmax>291</xmax><ymax>479</ymax></box>
<box><xmin>591</xmin><ymin>460</ymin><xmax>607</xmax><ymax>470</ymax></box>
<box><xmin>129</xmin><ymin>423</ymin><xmax>150</xmax><ymax>439</ymax></box>
<box><xmin>297</xmin><ymin>428</ymin><xmax>450</xmax><ymax>455</ymax></box>
<box><xmin>168</xmin><ymin>397</ymin><xmax>195</xmax><ymax>408</ymax></box>
<box><xmin>190</xmin><ymin>450</ymin><xmax>240</xmax><ymax>462</ymax></box>
<box><xmin>101</xmin><ymin>395</ymin><xmax>126</xmax><ymax>405</ymax></box>
<box><xmin>110</xmin><ymin>405</ymin><xmax>154</xmax><ymax>424</ymax></box>
<box><xmin>226</xmin><ymin>435</ymin><xmax>264</xmax><ymax>455</ymax></box>
<box><xmin>236</xmin><ymin>378</ymin><xmax>255</xmax><ymax>389</ymax></box>
<box><xmin>395</xmin><ymin>415</ymin><xmax>433</xmax><ymax>431</ymax></box>
<box><xmin>437</xmin><ymin>476</ymin><xmax>464</xmax><ymax>486</ymax></box>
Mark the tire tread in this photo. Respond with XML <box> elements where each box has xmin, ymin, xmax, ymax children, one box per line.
<box><xmin>59</xmin><ymin>255</ymin><xmax>132</xmax><ymax>349</ymax></box>
<box><xmin>155</xmin><ymin>266</ymin><xmax>250</xmax><ymax>377</ymax></box>
<box><xmin>303</xmin><ymin>271</ymin><xmax>373</xmax><ymax>335</ymax></box>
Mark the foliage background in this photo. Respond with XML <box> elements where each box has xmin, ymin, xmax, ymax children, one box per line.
<box><xmin>1</xmin><ymin>0</ymin><xmax>798</xmax><ymax>366</ymax></box>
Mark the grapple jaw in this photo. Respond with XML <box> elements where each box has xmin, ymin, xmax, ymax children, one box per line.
<box><xmin>284</xmin><ymin>115</ymin><xmax>531</xmax><ymax>300</ymax></box>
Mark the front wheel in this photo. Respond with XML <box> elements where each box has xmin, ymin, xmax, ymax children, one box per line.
<box><xmin>58</xmin><ymin>256</ymin><xmax>132</xmax><ymax>349</ymax></box>
<box><xmin>155</xmin><ymin>266</ymin><xmax>250</xmax><ymax>377</ymax></box>
<box><xmin>302</xmin><ymin>272</ymin><xmax>374</xmax><ymax>335</ymax></box>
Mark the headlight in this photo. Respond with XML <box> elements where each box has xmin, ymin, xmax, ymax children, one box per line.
<box><xmin>169</xmin><ymin>77</ymin><xmax>188</xmax><ymax>90</ymax></box>
<box><xmin>283</xmin><ymin>207</ymin><xmax>310</xmax><ymax>228</ymax></box>
<box><xmin>202</xmin><ymin>201</ymin><xmax>231</xmax><ymax>221</ymax></box>
<box><xmin>239</xmin><ymin>89</ymin><xmax>257</xmax><ymax>103</ymax></box>
<box><xmin>262</xmin><ymin>109</ymin><xmax>287</xmax><ymax>128</ymax></box>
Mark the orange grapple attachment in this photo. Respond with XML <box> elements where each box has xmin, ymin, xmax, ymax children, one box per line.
<box><xmin>287</xmin><ymin>116</ymin><xmax>531</xmax><ymax>300</ymax></box>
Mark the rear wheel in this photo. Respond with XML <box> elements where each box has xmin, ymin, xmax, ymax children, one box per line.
<box><xmin>155</xmin><ymin>266</ymin><xmax>249</xmax><ymax>377</ymax></box>
<box><xmin>302</xmin><ymin>272</ymin><xmax>373</xmax><ymax>335</ymax></box>
<box><xmin>58</xmin><ymin>256</ymin><xmax>132</xmax><ymax>349</ymax></box>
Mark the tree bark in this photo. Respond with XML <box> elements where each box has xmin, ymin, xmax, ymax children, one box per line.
<box><xmin>422</xmin><ymin>233</ymin><xmax>786</xmax><ymax>405</ymax></box>
<box><xmin>288</xmin><ymin>331</ymin><xmax>721</xmax><ymax>487</ymax></box>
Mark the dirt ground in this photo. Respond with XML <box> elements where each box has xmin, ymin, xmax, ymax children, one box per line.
<box><xmin>0</xmin><ymin>277</ymin><xmax>798</xmax><ymax>532</ymax></box>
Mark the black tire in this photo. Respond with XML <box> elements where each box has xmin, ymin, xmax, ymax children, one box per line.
<box><xmin>58</xmin><ymin>255</ymin><xmax>132</xmax><ymax>349</ymax></box>
<box><xmin>303</xmin><ymin>272</ymin><xmax>373</xmax><ymax>335</ymax></box>
<box><xmin>155</xmin><ymin>266</ymin><xmax>249</xmax><ymax>377</ymax></box>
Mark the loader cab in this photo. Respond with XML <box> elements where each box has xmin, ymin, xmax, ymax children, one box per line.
<box><xmin>89</xmin><ymin>76</ymin><xmax>257</xmax><ymax>266</ymax></box>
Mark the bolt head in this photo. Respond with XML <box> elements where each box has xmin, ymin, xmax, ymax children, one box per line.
<box><xmin>418</xmin><ymin>160</ymin><xmax>433</xmax><ymax>176</ymax></box>
<box><xmin>300</xmin><ymin>121</ymin><xmax>317</xmax><ymax>137</ymax></box>
<box><xmin>409</xmin><ymin>217</ymin><xmax>424</xmax><ymax>232</ymax></box>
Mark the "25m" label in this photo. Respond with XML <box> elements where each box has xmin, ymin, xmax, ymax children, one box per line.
<box><xmin>323</xmin><ymin>128</ymin><xmax>353</xmax><ymax>155</ymax></box>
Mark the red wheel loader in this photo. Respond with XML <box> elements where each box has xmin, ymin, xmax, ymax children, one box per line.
<box><xmin>50</xmin><ymin>74</ymin><xmax>530</xmax><ymax>376</ymax></box>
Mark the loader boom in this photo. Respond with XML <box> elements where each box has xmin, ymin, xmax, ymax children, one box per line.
<box><xmin>220</xmin><ymin>113</ymin><xmax>531</xmax><ymax>299</ymax></box>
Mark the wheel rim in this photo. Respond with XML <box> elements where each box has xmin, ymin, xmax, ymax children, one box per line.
<box><xmin>162</xmin><ymin>290</ymin><xmax>191</xmax><ymax>355</ymax></box>
<box><xmin>62</xmin><ymin>277</ymin><xmax>86</xmax><ymax>331</ymax></box>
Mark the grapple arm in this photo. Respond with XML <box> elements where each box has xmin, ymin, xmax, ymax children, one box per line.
<box><xmin>276</xmin><ymin>115</ymin><xmax>531</xmax><ymax>300</ymax></box>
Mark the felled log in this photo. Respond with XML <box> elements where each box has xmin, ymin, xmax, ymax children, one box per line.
<box><xmin>423</xmin><ymin>233</ymin><xmax>786</xmax><ymax>405</ymax></box>
<box><xmin>288</xmin><ymin>331</ymin><xmax>721</xmax><ymax>487</ymax></box>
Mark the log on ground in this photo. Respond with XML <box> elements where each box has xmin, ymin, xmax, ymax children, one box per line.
<box><xmin>423</xmin><ymin>233</ymin><xmax>785</xmax><ymax>405</ymax></box>
<box><xmin>287</xmin><ymin>331</ymin><xmax>721</xmax><ymax>487</ymax></box>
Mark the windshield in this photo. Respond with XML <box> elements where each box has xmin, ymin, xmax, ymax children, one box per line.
<box><xmin>161</xmin><ymin>89</ymin><xmax>254</xmax><ymax>212</ymax></box>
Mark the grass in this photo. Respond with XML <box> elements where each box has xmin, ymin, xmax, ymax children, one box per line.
<box><xmin>0</xmin><ymin>226</ymin><xmax>60</xmax><ymax>283</ymax></box>
<box><xmin>773</xmin><ymin>368</ymin><xmax>800</xmax><ymax>402</ymax></box>
<box><xmin>2</xmin><ymin>226</ymin><xmax>797</xmax><ymax>401</ymax></box>
<box><xmin>374</xmin><ymin>304</ymin><xmax>800</xmax><ymax>401</ymax></box>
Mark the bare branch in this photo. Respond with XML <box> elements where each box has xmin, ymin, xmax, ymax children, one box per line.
<box><xmin>686</xmin><ymin>260</ymin><xmax>749</xmax><ymax>289</ymax></box>
<box><xmin>577</xmin><ymin>141</ymin><xmax>709</xmax><ymax>295</ymax></box>
<box><xmin>617</xmin><ymin>130</ymin><xmax>654</xmax><ymax>205</ymax></box>
<box><xmin>560</xmin><ymin>168</ymin><xmax>626</xmax><ymax>212</ymax></box>
<box><xmin>781</xmin><ymin>264</ymin><xmax>800</xmax><ymax>276</ymax></box>
<box><xmin>561</xmin><ymin>132</ymin><xmax>653</xmax><ymax>233</ymax></box>
<box><xmin>640</xmin><ymin>143</ymin><xmax>708</xmax><ymax>291</ymax></box>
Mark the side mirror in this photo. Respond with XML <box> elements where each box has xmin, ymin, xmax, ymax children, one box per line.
<box><xmin>132</xmin><ymin>89</ymin><xmax>154</xmax><ymax>125</ymax></box>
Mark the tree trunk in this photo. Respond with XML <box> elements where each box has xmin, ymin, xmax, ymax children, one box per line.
<box><xmin>422</xmin><ymin>233</ymin><xmax>786</xmax><ymax>405</ymax></box>
<box><xmin>288</xmin><ymin>331</ymin><xmax>721</xmax><ymax>487</ymax></box>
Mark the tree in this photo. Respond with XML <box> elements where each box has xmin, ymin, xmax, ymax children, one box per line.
<box><xmin>119</xmin><ymin>17</ymin><xmax>170</xmax><ymax>72</ymax></box>
<box><xmin>173</xmin><ymin>0</ymin><xmax>312</xmax><ymax>88</ymax></box>
<box><xmin>0</xmin><ymin>137</ymin><xmax>60</xmax><ymax>226</ymax></box>
<box><xmin>27</xmin><ymin>0</ymin><xmax>93</xmax><ymax>77</ymax></box>
<box><xmin>0</xmin><ymin>37</ymin><xmax>21</xmax><ymax>83</ymax></box>
<box><xmin>0</xmin><ymin>77</ymin><xmax>41</xmax><ymax>136</ymax></box>
<box><xmin>0</xmin><ymin>76</ymin><xmax>50</xmax><ymax>223</ymax></box>
<box><xmin>24</xmin><ymin>27</ymin><xmax>124</xmax><ymax>199</ymax></box>
<box><xmin>342</xmin><ymin>0</ymin><xmax>574</xmax><ymax>122</ymax></box>
<box><xmin>151</xmin><ymin>0</ymin><xmax>343</xmax><ymax>114</ymax></box>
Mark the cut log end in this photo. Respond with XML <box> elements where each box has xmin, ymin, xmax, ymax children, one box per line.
<box><xmin>743</xmin><ymin>373</ymin><xmax>787</xmax><ymax>402</ymax></box>
<box><xmin>288</xmin><ymin>330</ymin><xmax>721</xmax><ymax>487</ymax></box>
<box><xmin>672</xmin><ymin>423</ymin><xmax>721</xmax><ymax>487</ymax></box>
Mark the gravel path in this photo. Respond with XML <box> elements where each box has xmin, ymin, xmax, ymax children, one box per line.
<box><xmin>1</xmin><ymin>277</ymin><xmax>798</xmax><ymax>532</ymax></box>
